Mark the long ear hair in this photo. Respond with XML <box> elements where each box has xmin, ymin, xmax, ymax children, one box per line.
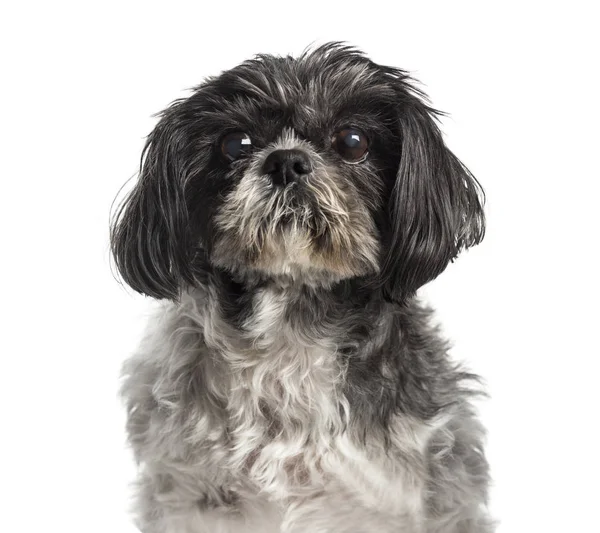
<box><xmin>381</xmin><ymin>81</ymin><xmax>485</xmax><ymax>301</ymax></box>
<box><xmin>110</xmin><ymin>106</ymin><xmax>195</xmax><ymax>300</ymax></box>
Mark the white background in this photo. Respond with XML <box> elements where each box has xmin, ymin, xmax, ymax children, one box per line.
<box><xmin>2</xmin><ymin>1</ymin><xmax>598</xmax><ymax>532</ymax></box>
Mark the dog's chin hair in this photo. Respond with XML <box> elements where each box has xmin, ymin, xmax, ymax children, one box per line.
<box><xmin>212</xmin><ymin>130</ymin><xmax>381</xmax><ymax>284</ymax></box>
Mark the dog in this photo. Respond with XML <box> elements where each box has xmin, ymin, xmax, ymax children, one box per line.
<box><xmin>111</xmin><ymin>43</ymin><xmax>494</xmax><ymax>533</ymax></box>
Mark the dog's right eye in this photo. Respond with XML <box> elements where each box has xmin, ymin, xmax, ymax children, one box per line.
<box><xmin>221</xmin><ymin>132</ymin><xmax>253</xmax><ymax>161</ymax></box>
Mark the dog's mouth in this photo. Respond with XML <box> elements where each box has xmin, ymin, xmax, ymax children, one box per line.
<box><xmin>211</xmin><ymin>176</ymin><xmax>381</xmax><ymax>284</ymax></box>
<box><xmin>269</xmin><ymin>185</ymin><xmax>324</xmax><ymax>228</ymax></box>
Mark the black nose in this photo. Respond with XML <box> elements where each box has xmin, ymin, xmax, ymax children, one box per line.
<box><xmin>262</xmin><ymin>149</ymin><xmax>312</xmax><ymax>186</ymax></box>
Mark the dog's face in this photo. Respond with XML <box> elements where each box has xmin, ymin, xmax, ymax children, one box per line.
<box><xmin>111</xmin><ymin>44</ymin><xmax>485</xmax><ymax>300</ymax></box>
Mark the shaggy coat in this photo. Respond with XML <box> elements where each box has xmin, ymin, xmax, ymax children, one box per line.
<box><xmin>112</xmin><ymin>43</ymin><xmax>494</xmax><ymax>532</ymax></box>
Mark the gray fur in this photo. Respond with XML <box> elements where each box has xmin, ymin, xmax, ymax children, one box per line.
<box><xmin>122</xmin><ymin>280</ymin><xmax>493</xmax><ymax>532</ymax></box>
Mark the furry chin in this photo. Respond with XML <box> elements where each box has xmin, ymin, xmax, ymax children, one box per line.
<box><xmin>213</xmin><ymin>238</ymin><xmax>354</xmax><ymax>286</ymax></box>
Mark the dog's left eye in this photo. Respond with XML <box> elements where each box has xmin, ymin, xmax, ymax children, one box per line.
<box><xmin>331</xmin><ymin>128</ymin><xmax>369</xmax><ymax>162</ymax></box>
<box><xmin>221</xmin><ymin>132</ymin><xmax>253</xmax><ymax>161</ymax></box>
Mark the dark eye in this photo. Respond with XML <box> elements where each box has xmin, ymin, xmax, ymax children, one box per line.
<box><xmin>221</xmin><ymin>132</ymin><xmax>253</xmax><ymax>161</ymax></box>
<box><xmin>331</xmin><ymin>128</ymin><xmax>369</xmax><ymax>162</ymax></box>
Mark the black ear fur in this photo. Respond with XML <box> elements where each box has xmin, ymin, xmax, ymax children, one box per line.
<box><xmin>110</xmin><ymin>110</ymin><xmax>194</xmax><ymax>300</ymax></box>
<box><xmin>381</xmin><ymin>89</ymin><xmax>485</xmax><ymax>301</ymax></box>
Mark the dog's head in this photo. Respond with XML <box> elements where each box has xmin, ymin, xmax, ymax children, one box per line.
<box><xmin>111</xmin><ymin>43</ymin><xmax>485</xmax><ymax>301</ymax></box>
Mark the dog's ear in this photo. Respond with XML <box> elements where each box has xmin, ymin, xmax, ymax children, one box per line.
<box><xmin>380</xmin><ymin>85</ymin><xmax>485</xmax><ymax>301</ymax></box>
<box><xmin>110</xmin><ymin>107</ymin><xmax>195</xmax><ymax>300</ymax></box>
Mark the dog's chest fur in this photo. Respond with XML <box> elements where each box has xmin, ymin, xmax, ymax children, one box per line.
<box><xmin>201</xmin><ymin>283</ymin><xmax>429</xmax><ymax>520</ymax></box>
<box><xmin>207</xmin><ymin>285</ymin><xmax>343</xmax><ymax>493</ymax></box>
<box><xmin>123</xmin><ymin>281</ymin><xmax>492</xmax><ymax>532</ymax></box>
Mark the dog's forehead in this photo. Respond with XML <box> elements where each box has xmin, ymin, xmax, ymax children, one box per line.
<box><xmin>211</xmin><ymin>54</ymin><xmax>394</xmax><ymax>126</ymax></box>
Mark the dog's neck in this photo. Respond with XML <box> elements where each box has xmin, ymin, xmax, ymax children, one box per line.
<box><xmin>183</xmin><ymin>265</ymin><xmax>459</xmax><ymax>444</ymax></box>
<box><xmin>203</xmin><ymin>266</ymin><xmax>385</xmax><ymax>334</ymax></box>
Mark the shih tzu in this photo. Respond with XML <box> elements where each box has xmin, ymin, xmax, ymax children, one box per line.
<box><xmin>111</xmin><ymin>43</ymin><xmax>493</xmax><ymax>532</ymax></box>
